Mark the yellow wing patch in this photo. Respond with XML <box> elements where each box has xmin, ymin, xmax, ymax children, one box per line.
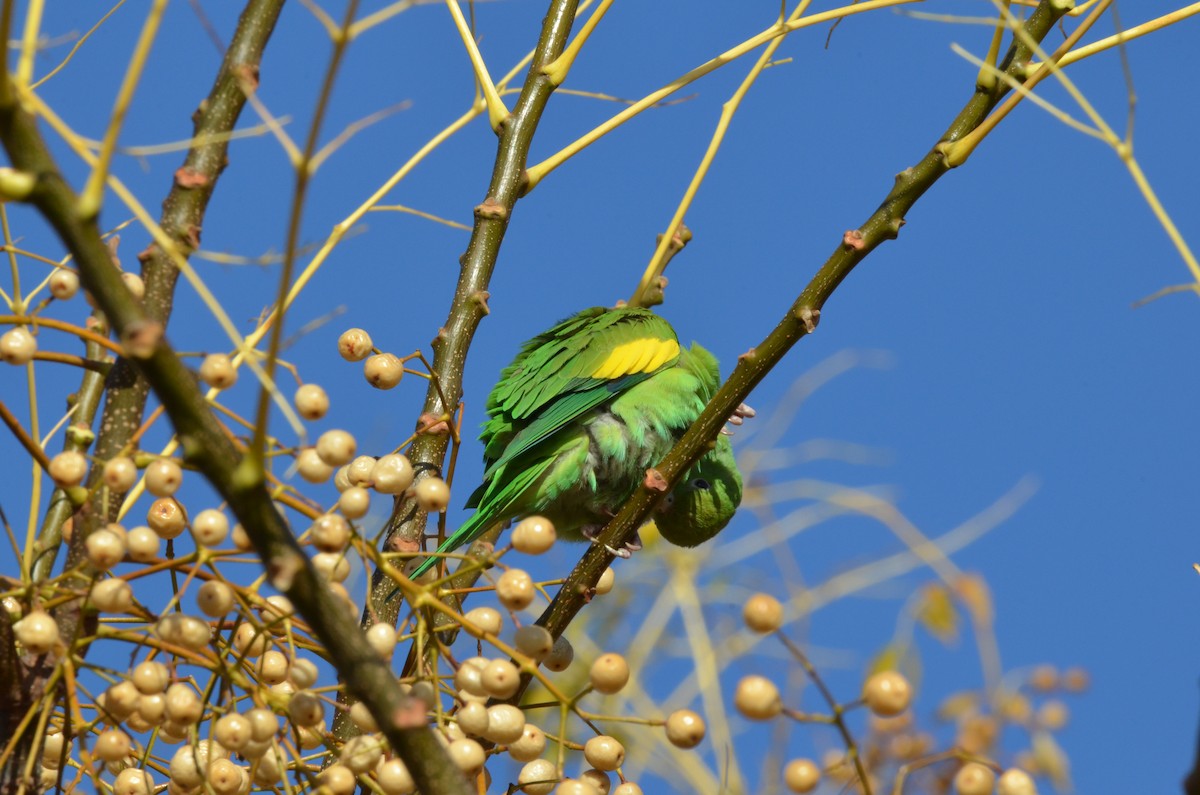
<box><xmin>591</xmin><ymin>338</ymin><xmax>680</xmax><ymax>379</ymax></box>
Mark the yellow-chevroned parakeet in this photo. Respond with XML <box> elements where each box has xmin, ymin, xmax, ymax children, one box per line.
<box><xmin>655</xmin><ymin>434</ymin><xmax>742</xmax><ymax>547</ymax></box>
<box><xmin>410</xmin><ymin>306</ymin><xmax>741</xmax><ymax>578</ymax></box>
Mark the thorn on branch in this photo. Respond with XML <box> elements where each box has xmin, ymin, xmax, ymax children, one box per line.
<box><xmin>416</xmin><ymin>413</ymin><xmax>450</xmax><ymax>436</ymax></box>
<box><xmin>470</xmin><ymin>290</ymin><xmax>491</xmax><ymax>315</ymax></box>
<box><xmin>884</xmin><ymin>217</ymin><xmax>906</xmax><ymax>239</ymax></box>
<box><xmin>841</xmin><ymin>229</ymin><xmax>865</xmax><ymax>251</ymax></box>
<box><xmin>174</xmin><ymin>167</ymin><xmax>210</xmax><ymax>190</ymax></box>
<box><xmin>643</xmin><ymin>468</ymin><xmax>669</xmax><ymax>493</ymax></box>
<box><xmin>737</xmin><ymin>347</ymin><xmax>758</xmax><ymax>363</ymax></box>
<box><xmin>795</xmin><ymin>307</ymin><xmax>820</xmax><ymax>334</ymax></box>
<box><xmin>120</xmin><ymin>320</ymin><xmax>163</xmax><ymax>359</ymax></box>
<box><xmin>233</xmin><ymin>63</ymin><xmax>261</xmax><ymax>93</ymax></box>
<box><xmin>474</xmin><ymin>198</ymin><xmax>508</xmax><ymax>222</ymax></box>
<box><xmin>137</xmin><ymin>244</ymin><xmax>156</xmax><ymax>264</ymax></box>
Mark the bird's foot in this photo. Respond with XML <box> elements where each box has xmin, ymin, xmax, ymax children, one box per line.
<box><xmin>721</xmin><ymin>402</ymin><xmax>757</xmax><ymax>435</ymax></box>
<box><xmin>582</xmin><ymin>525</ymin><xmax>643</xmax><ymax>558</ymax></box>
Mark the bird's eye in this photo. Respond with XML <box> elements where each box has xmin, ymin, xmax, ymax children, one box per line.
<box><xmin>692</xmin><ymin>478</ymin><xmax>711</xmax><ymax>490</ymax></box>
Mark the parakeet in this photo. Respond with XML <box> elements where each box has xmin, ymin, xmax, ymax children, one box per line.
<box><xmin>655</xmin><ymin>434</ymin><xmax>742</xmax><ymax>547</ymax></box>
<box><xmin>409</xmin><ymin>305</ymin><xmax>739</xmax><ymax>578</ymax></box>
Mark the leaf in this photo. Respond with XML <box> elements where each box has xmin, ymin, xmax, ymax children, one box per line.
<box><xmin>916</xmin><ymin>583</ymin><xmax>959</xmax><ymax>644</ymax></box>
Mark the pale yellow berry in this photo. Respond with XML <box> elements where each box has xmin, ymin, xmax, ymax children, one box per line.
<box><xmin>364</xmin><ymin>353</ymin><xmax>404</xmax><ymax>389</ymax></box>
<box><xmin>214</xmin><ymin>713</ymin><xmax>252</xmax><ymax>751</ymax></box>
<box><xmin>145</xmin><ymin>458</ymin><xmax>183</xmax><ymax>497</ymax></box>
<box><xmin>518</xmin><ymin>759</ymin><xmax>558</xmax><ymax>795</ymax></box>
<box><xmin>245</xmin><ymin>707</ymin><xmax>278</xmax><ymax>741</ymax></box>
<box><xmin>580</xmin><ymin>770</ymin><xmax>610</xmax><ymax>795</ymax></box>
<box><xmin>48</xmin><ymin>451</ymin><xmax>87</xmax><ymax>487</ymax></box>
<box><xmin>338</xmin><ymin>486</ymin><xmax>371</xmax><ymax>519</ymax></box>
<box><xmin>545</xmin><ymin>635</ymin><xmax>574</xmax><ymax>672</ymax></box>
<box><xmin>94</xmin><ymin>728</ymin><xmax>132</xmax><ymax>762</ymax></box>
<box><xmin>456</xmin><ymin>658</ymin><xmax>488</xmax><ymax>697</ymax></box>
<box><xmin>463</xmin><ymin>606</ymin><xmax>503</xmax><ymax>638</ymax></box>
<box><xmin>1028</xmin><ymin>664</ymin><xmax>1058</xmax><ymax>692</ymax></box>
<box><xmin>196</xmin><ymin>580</ymin><xmax>234</xmax><ymax>617</ymax></box>
<box><xmin>89</xmin><ymin>578</ymin><xmax>133</xmax><ymax>613</ymax></box>
<box><xmin>338</xmin><ymin>328</ymin><xmax>373</xmax><ymax>361</ymax></box>
<box><xmin>230</xmin><ymin>523</ymin><xmax>252</xmax><ymax>550</ymax></box>
<box><xmin>132</xmin><ymin>660</ymin><xmax>169</xmax><ymax>694</ymax></box>
<box><xmin>122</xmin><ymin>272</ymin><xmax>145</xmax><ymax>300</ymax></box>
<box><xmin>665</xmin><ymin>709</ymin><xmax>705</xmax><ymax>749</ymax></box>
<box><xmin>341</xmin><ymin>734</ymin><xmax>384</xmax><ymax>773</ymax></box>
<box><xmin>512</xmin><ymin>516</ymin><xmax>556</xmax><ymax>555</ymax></box>
<box><xmin>147</xmin><ymin>497</ymin><xmax>188</xmax><ymax>539</ymax></box>
<box><xmin>261</xmin><ymin>594</ymin><xmax>295</xmax><ymax>625</ymax></box>
<box><xmin>192</xmin><ymin>509</ymin><xmax>230</xmax><ymax>546</ymax></box>
<box><xmin>289</xmin><ymin>657</ymin><xmax>319</xmax><ymax>689</ymax></box>
<box><xmin>349</xmin><ymin>701</ymin><xmax>378</xmax><ymax>732</ymax></box>
<box><xmin>170</xmin><ymin>746</ymin><xmax>204</xmax><ymax>787</ymax></box>
<box><xmin>345</xmin><ymin>455</ymin><xmax>376</xmax><ymax>487</ymax></box>
<box><xmin>783</xmin><ymin>758</ymin><xmax>820</xmax><ymax>793</ymax></box>
<box><xmin>371</xmin><ymin>454</ymin><xmax>414</xmax><ymax>494</ymax></box>
<box><xmin>233</xmin><ymin>623</ymin><xmax>269</xmax><ymax>658</ymax></box>
<box><xmin>555</xmin><ymin>779</ymin><xmax>598</xmax><ymax>795</ymax></box>
<box><xmin>113</xmin><ymin>767</ymin><xmax>154</xmax><ymax>795</ymax></box>
<box><xmin>296</xmin><ymin>448</ymin><xmax>334</xmax><ymax>483</ymax></box>
<box><xmin>1037</xmin><ymin>699</ymin><xmax>1069</xmax><ymax>730</ymax></box>
<box><xmin>507</xmin><ymin>723</ymin><xmax>546</xmax><ymax>762</ymax></box>
<box><xmin>199</xmin><ymin>353</ymin><xmax>237</xmax><ymax>389</ymax></box>
<box><xmin>0</xmin><ymin>327</ymin><xmax>36</xmax><ymax>365</ymax></box>
<box><xmin>319</xmin><ymin>764</ymin><xmax>357</xmax><ymax>795</ymax></box>
<box><xmin>414</xmin><ymin>477</ymin><xmax>450</xmax><ymax>512</ymax></box>
<box><xmin>954</xmin><ymin>762</ymin><xmax>996</xmax><ymax>795</ymax></box>
<box><xmin>288</xmin><ymin>690</ymin><xmax>324</xmax><ymax>727</ymax></box>
<box><xmin>484</xmin><ymin>704</ymin><xmax>526</xmax><ymax>744</ymax></box>
<box><xmin>997</xmin><ymin>768</ymin><xmax>1038</xmax><ymax>795</ymax></box>
<box><xmin>376</xmin><ymin>758</ymin><xmax>416</xmax><ymax>795</ymax></box>
<box><xmin>316</xmin><ymin>430</ymin><xmax>357</xmax><ymax>466</ymax></box>
<box><xmin>447</xmin><ymin>738</ymin><xmax>485</xmax><ymax>774</ymax></box>
<box><xmin>157</xmin><ymin>613</ymin><xmax>211</xmax><ymax>651</ymax></box>
<box><xmin>1062</xmin><ymin>666</ymin><xmax>1089</xmax><ymax>692</ymax></box>
<box><xmin>103</xmin><ymin>456</ymin><xmax>138</xmax><ymax>491</ymax></box>
<box><xmin>136</xmin><ymin>693</ymin><xmax>166</xmax><ymax>726</ymax></box>
<box><xmin>256</xmin><ymin>650</ymin><xmax>290</xmax><ymax>685</ymax></box>
<box><xmin>456</xmin><ymin>701</ymin><xmax>490</xmax><ymax>737</ymax></box>
<box><xmin>612</xmin><ymin>784</ymin><xmax>643</xmax><ymax>795</ymax></box>
<box><xmin>514</xmin><ymin>624</ymin><xmax>553</xmax><ymax>661</ymax></box>
<box><xmin>583</xmin><ymin>735</ymin><xmax>624</xmax><ymax>771</ymax></box>
<box><xmin>125</xmin><ymin>526</ymin><xmax>159</xmax><ymax>562</ymax></box>
<box><xmin>743</xmin><ymin>593</ymin><xmax>784</xmax><ymax>633</ymax></box>
<box><xmin>334</xmin><ymin>466</ymin><xmax>353</xmax><ymax>492</ymax></box>
<box><xmin>309</xmin><ymin>514</ymin><xmax>351</xmax><ymax>552</ymax></box>
<box><xmin>41</xmin><ymin>730</ymin><xmax>64</xmax><ymax>768</ymax></box>
<box><xmin>589</xmin><ymin>653</ymin><xmax>629</xmax><ymax>695</ymax></box>
<box><xmin>49</xmin><ymin>269</ymin><xmax>80</xmax><ymax>300</ymax></box>
<box><xmin>250</xmin><ymin>744</ymin><xmax>287</xmax><ymax>782</ymax></box>
<box><xmin>594</xmin><ymin>567</ymin><xmax>615</xmax><ymax>596</ymax></box>
<box><xmin>734</xmin><ymin>675</ymin><xmax>782</xmax><ymax>720</ymax></box>
<box><xmin>86</xmin><ymin>527</ymin><xmax>126</xmax><ymax>570</ymax></box>
<box><xmin>205</xmin><ymin>758</ymin><xmax>245</xmax><ymax>795</ymax></box>
<box><xmin>164</xmin><ymin>683</ymin><xmax>202</xmax><ymax>726</ymax></box>
<box><xmin>99</xmin><ymin>680</ymin><xmax>139</xmax><ymax>721</ymax></box>
<box><xmin>313</xmin><ymin>551</ymin><xmax>351</xmax><ymax>583</ymax></box>
<box><xmin>863</xmin><ymin>671</ymin><xmax>912</xmax><ymax>717</ymax></box>
<box><xmin>294</xmin><ymin>383</ymin><xmax>330</xmax><ymax>420</ymax></box>
<box><xmin>15</xmin><ymin>610</ymin><xmax>58</xmax><ymax>655</ymax></box>
<box><xmin>497</xmin><ymin>569</ymin><xmax>535</xmax><ymax>611</ymax></box>
<box><xmin>482</xmin><ymin>659</ymin><xmax>521</xmax><ymax>699</ymax></box>
<box><xmin>366</xmin><ymin>623</ymin><xmax>397</xmax><ymax>658</ymax></box>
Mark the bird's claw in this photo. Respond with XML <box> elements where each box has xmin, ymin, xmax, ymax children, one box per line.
<box><xmin>582</xmin><ymin>526</ymin><xmax>643</xmax><ymax>557</ymax></box>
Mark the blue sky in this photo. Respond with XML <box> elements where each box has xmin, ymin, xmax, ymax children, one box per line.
<box><xmin>7</xmin><ymin>1</ymin><xmax>1200</xmax><ymax>792</ymax></box>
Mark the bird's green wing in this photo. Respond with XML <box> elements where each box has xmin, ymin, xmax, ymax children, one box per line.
<box><xmin>478</xmin><ymin>307</ymin><xmax>682</xmax><ymax>479</ymax></box>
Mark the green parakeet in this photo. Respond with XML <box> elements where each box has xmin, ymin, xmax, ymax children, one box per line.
<box><xmin>409</xmin><ymin>305</ymin><xmax>740</xmax><ymax>578</ymax></box>
<box><xmin>655</xmin><ymin>434</ymin><xmax>742</xmax><ymax>547</ymax></box>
